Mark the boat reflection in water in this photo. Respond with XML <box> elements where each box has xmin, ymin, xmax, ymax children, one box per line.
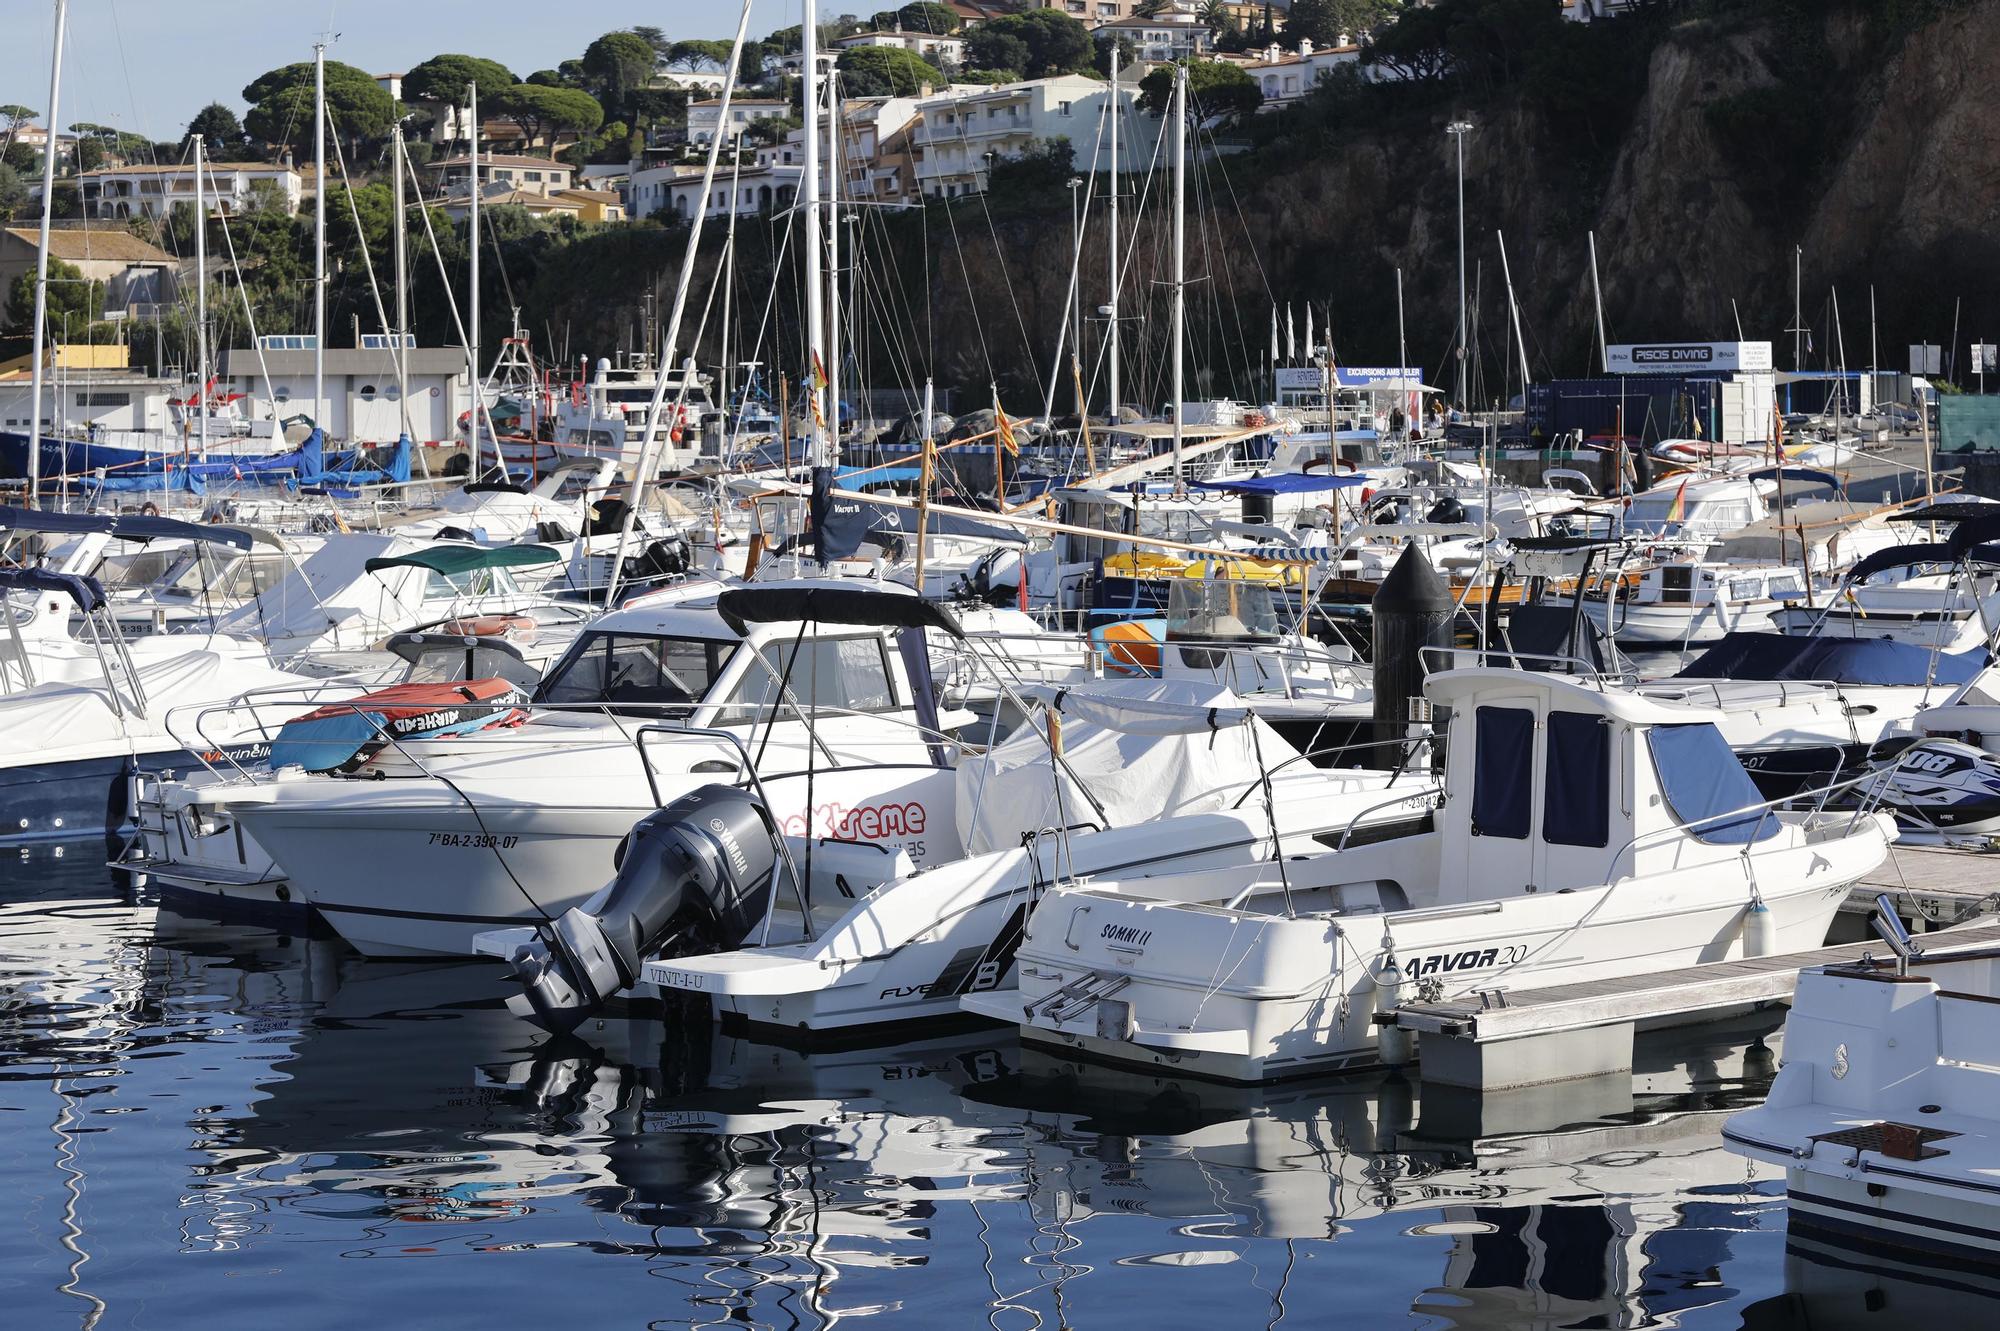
<box><xmin>8</xmin><ymin>867</ymin><xmax>1998</xmax><ymax>1328</ymax></box>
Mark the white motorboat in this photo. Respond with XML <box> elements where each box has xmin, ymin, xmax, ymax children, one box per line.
<box><xmin>215</xmin><ymin>581</ymin><xmax>969</xmax><ymax>956</ymax></box>
<box><xmin>1770</xmin><ymin>505</ymin><xmax>2000</xmax><ymax>651</ymax></box>
<box><xmin>123</xmin><ymin>630</ymin><xmax>548</xmax><ymax>914</ymax></box>
<box><xmin>1724</xmin><ymin>901</ymin><xmax>2000</xmax><ymax>1272</ymax></box>
<box><xmin>1582</xmin><ymin>559</ymin><xmax>1810</xmax><ymax>647</ymax></box>
<box><xmin>967</xmin><ymin>666</ymin><xmax>1896</xmax><ymax>1083</ymax></box>
<box><xmin>479</xmin><ymin>677</ymin><xmax>1435</xmax><ymax>1034</ymax></box>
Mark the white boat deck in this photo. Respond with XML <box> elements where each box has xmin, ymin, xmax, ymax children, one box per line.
<box><xmin>1390</xmin><ymin>841</ymin><xmax>2000</xmax><ymax>1092</ymax></box>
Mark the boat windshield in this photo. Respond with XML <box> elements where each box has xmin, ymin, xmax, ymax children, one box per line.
<box><xmin>534</xmin><ymin>632</ymin><xmax>738</xmax><ymax>714</ymax></box>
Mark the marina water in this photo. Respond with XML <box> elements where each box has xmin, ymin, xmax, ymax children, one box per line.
<box><xmin>1</xmin><ymin>841</ymin><xmax>1959</xmax><ymax>1330</ymax></box>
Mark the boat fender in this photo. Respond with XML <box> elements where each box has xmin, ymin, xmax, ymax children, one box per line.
<box><xmin>1373</xmin><ymin>940</ymin><xmax>1413</xmax><ymax>1067</ymax></box>
<box><xmin>1744</xmin><ymin>893</ymin><xmax>1776</xmax><ymax>958</ymax></box>
<box><xmin>508</xmin><ymin>784</ymin><xmax>779</xmax><ymax>1033</ymax></box>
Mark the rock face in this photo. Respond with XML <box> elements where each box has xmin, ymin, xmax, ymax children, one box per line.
<box><xmin>901</xmin><ymin>3</ymin><xmax>2000</xmax><ymax>402</ymax></box>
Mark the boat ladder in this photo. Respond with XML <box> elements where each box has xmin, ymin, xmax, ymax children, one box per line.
<box><xmin>1030</xmin><ymin>971</ymin><xmax>1130</xmax><ymax>1026</ymax></box>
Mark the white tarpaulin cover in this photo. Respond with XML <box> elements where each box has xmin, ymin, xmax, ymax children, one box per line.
<box><xmin>955</xmin><ymin>679</ymin><xmax>1298</xmax><ymax>855</ymax></box>
<box><xmin>0</xmin><ymin>650</ymin><xmax>329</xmax><ymax>761</ymax></box>
<box><xmin>217</xmin><ymin>533</ymin><xmax>427</xmax><ymax>654</ymax></box>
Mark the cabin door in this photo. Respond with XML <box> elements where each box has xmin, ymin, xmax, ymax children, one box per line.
<box><xmin>1464</xmin><ymin>696</ymin><xmax>1545</xmax><ymax>897</ymax></box>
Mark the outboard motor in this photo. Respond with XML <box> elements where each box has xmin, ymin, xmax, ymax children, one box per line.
<box><xmin>508</xmin><ymin>785</ymin><xmax>780</xmax><ymax>1033</ymax></box>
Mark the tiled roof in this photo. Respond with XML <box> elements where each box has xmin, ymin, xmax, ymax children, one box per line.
<box><xmin>2</xmin><ymin>226</ymin><xmax>176</xmax><ymax>263</ymax></box>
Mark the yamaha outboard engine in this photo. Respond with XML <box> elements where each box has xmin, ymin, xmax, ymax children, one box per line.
<box><xmin>508</xmin><ymin>784</ymin><xmax>779</xmax><ymax>1033</ymax></box>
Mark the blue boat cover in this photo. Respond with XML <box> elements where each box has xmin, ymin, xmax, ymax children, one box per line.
<box><xmin>1676</xmin><ymin>632</ymin><xmax>1985</xmax><ymax>686</ymax></box>
<box><xmin>1746</xmin><ymin>467</ymin><xmax>1842</xmax><ymax>491</ymax></box>
<box><xmin>1947</xmin><ymin>512</ymin><xmax>2000</xmax><ymax>557</ymax></box>
<box><xmin>0</xmin><ymin>504</ymin><xmax>252</xmax><ymax>549</ymax></box>
<box><xmin>1845</xmin><ymin>542</ymin><xmax>1955</xmax><ymax>583</ymax></box>
<box><xmin>1649</xmin><ymin>722</ymin><xmax>1778</xmax><ymax>844</ymax></box>
<box><xmin>0</xmin><ymin>567</ymin><xmax>105</xmax><ymax>610</ymax></box>
<box><xmin>1190</xmin><ymin>473</ymin><xmax>1370</xmax><ymax>496</ymax></box>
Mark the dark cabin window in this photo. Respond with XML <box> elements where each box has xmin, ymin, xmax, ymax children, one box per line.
<box><xmin>1471</xmin><ymin>706</ymin><xmax>1534</xmax><ymax>839</ymax></box>
<box><xmin>1543</xmin><ymin>711</ymin><xmax>1610</xmax><ymax>847</ymax></box>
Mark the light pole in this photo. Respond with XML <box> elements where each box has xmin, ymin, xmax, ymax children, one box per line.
<box><xmin>1446</xmin><ymin>119</ymin><xmax>1473</xmax><ymax>415</ymax></box>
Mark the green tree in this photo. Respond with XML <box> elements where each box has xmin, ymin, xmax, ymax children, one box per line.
<box><xmin>403</xmin><ymin>54</ymin><xmax>519</xmax><ymax>107</ymax></box>
<box><xmin>986</xmin><ymin>137</ymin><xmax>1075</xmax><ymax>195</ymax></box>
<box><xmin>965</xmin><ymin>10</ymin><xmax>1093</xmax><ymax>78</ymax></box>
<box><xmin>242</xmin><ymin>60</ymin><xmax>397</xmax><ymax>158</ymax></box>
<box><xmin>185</xmin><ymin>103</ymin><xmax>243</xmax><ymax>157</ymax></box>
<box><xmin>581</xmin><ymin>30</ymin><xmax>658</xmax><ymax>115</ymax></box>
<box><xmin>630</xmin><ymin>24</ymin><xmax>672</xmax><ymax>58</ymax></box>
<box><xmin>0</xmin><ymin>105</ymin><xmax>37</xmax><ymax>131</ymax></box>
<box><xmin>1198</xmin><ymin>0</ymin><xmax>1232</xmax><ymax>35</ymax></box>
<box><xmin>525</xmin><ymin>68</ymin><xmax>569</xmax><ymax>87</ymax></box>
<box><xmin>5</xmin><ymin>257</ymin><xmax>103</xmax><ymax>332</ymax></box>
<box><xmin>967</xmin><ymin>30</ymin><xmax>1032</xmax><ymax>74</ymax></box>
<box><xmin>73</xmin><ymin>137</ymin><xmax>104</xmax><ymax>172</ymax></box>
<box><xmin>835</xmin><ymin>46</ymin><xmax>946</xmax><ymax>96</ymax></box>
<box><xmin>0</xmin><ymin>163</ymin><xmax>25</xmax><ymax>222</ymax></box>
<box><xmin>2</xmin><ymin>142</ymin><xmax>37</xmax><ymax>175</ymax></box>
<box><xmin>1282</xmin><ymin>0</ymin><xmax>1396</xmax><ymax>46</ymax></box>
<box><xmin>1138</xmin><ymin>58</ymin><xmax>1261</xmax><ymax>117</ymax></box>
<box><xmin>1357</xmin><ymin>1</ymin><xmax>1451</xmax><ymax>81</ymax></box>
<box><xmin>487</xmin><ymin>84</ymin><xmax>605</xmax><ymax>149</ymax></box>
<box><xmin>955</xmin><ymin>68</ymin><xmax>1021</xmax><ymax>85</ymax></box>
<box><xmin>897</xmin><ymin>2</ymin><xmax>961</xmax><ymax>32</ymax></box>
<box><xmin>666</xmin><ymin>39</ymin><xmax>735</xmax><ymax>71</ymax></box>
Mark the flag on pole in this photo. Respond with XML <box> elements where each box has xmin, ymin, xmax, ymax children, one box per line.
<box><xmin>1285</xmin><ymin>305</ymin><xmax>1296</xmax><ymax>360</ymax></box>
<box><xmin>994</xmin><ymin>390</ymin><xmax>1018</xmax><ymax>455</ymax></box>
<box><xmin>1269</xmin><ymin>306</ymin><xmax>1279</xmax><ymax>371</ymax></box>
<box><xmin>1665</xmin><ymin>477</ymin><xmax>1689</xmax><ymax>524</ymax></box>
<box><xmin>811</xmin><ymin>351</ymin><xmax>829</xmax><ymax>391</ymax></box>
<box><xmin>1305</xmin><ymin>306</ymin><xmax>1315</xmax><ymax>361</ymax></box>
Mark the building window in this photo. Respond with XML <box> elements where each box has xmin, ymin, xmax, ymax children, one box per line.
<box><xmin>526</xmin><ymin>171</ymin><xmax>542</xmax><ymax>182</ymax></box>
<box><xmin>1059</xmin><ymin>100</ymin><xmax>1073</xmax><ymax>116</ymax></box>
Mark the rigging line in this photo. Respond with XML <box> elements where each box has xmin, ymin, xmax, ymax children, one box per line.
<box><xmin>324</xmin><ymin>104</ymin><xmax>403</xmax><ymax>393</ymax></box>
<box><xmin>941</xmin><ymin>195</ymin><xmax>997</xmax><ymax>384</ymax></box>
<box><xmin>970</xmin><ymin>168</ymin><xmax>1049</xmax><ymax>405</ymax></box>
<box><xmin>723</xmin><ymin>186</ymin><xmax>802</xmax><ymax>466</ymax></box>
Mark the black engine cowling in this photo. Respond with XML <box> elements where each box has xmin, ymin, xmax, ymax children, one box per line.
<box><xmin>508</xmin><ymin>784</ymin><xmax>779</xmax><ymax>1033</ymax></box>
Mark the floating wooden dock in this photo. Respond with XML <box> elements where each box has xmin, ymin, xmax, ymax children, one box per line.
<box><xmin>1392</xmin><ymin>843</ymin><xmax>2000</xmax><ymax>1092</ymax></box>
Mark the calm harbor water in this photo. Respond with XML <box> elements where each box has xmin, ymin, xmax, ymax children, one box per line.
<box><xmin>0</xmin><ymin>841</ymin><xmax>1970</xmax><ymax>1330</ymax></box>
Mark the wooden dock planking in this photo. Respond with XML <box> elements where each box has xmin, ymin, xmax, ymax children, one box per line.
<box><xmin>1852</xmin><ymin>843</ymin><xmax>2000</xmax><ymax>913</ymax></box>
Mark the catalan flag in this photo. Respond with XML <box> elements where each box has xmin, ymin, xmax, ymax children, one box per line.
<box><xmin>994</xmin><ymin>391</ymin><xmax>1018</xmax><ymax>455</ymax></box>
<box><xmin>811</xmin><ymin>351</ymin><xmax>829</xmax><ymax>392</ymax></box>
<box><xmin>1665</xmin><ymin>477</ymin><xmax>1689</xmax><ymax>524</ymax></box>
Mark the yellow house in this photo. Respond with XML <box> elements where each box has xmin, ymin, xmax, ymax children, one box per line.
<box><xmin>552</xmin><ymin>188</ymin><xmax>627</xmax><ymax>223</ymax></box>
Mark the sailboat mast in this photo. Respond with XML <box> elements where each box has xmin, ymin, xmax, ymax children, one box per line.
<box><xmin>469</xmin><ymin>80</ymin><xmax>482</xmax><ymax>476</ymax></box>
<box><xmin>721</xmin><ymin>141</ymin><xmax>742</xmax><ymax>427</ymax></box>
<box><xmin>1496</xmin><ymin>230</ymin><xmax>1529</xmax><ymax>395</ymax></box>
<box><xmin>194</xmin><ymin>140</ymin><xmax>208</xmax><ymax>460</ymax></box>
<box><xmin>314</xmin><ymin>42</ymin><xmax>326</xmax><ymax>442</ymax></box>
<box><xmin>801</xmin><ymin>0</ymin><xmax>828</xmax><ymax>468</ymax></box>
<box><xmin>392</xmin><ymin>123</ymin><xmax>410</xmax><ymax>424</ymax></box>
<box><xmin>1587</xmin><ymin>230</ymin><xmax>1608</xmax><ymax>372</ymax></box>
<box><xmin>1106</xmin><ymin>44</ymin><xmax>1121</xmax><ymax>421</ymax></box>
<box><xmin>1170</xmin><ymin>62</ymin><xmax>1186</xmax><ymax>484</ymax></box>
<box><xmin>25</xmin><ymin>0</ymin><xmax>66</xmax><ymax>508</ymax></box>
<box><xmin>826</xmin><ymin>75</ymin><xmax>842</xmax><ymax>467</ymax></box>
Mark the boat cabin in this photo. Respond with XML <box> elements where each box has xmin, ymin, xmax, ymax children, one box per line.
<box><xmin>1426</xmin><ymin>668</ymin><xmax>1778</xmax><ymax>901</ymax></box>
